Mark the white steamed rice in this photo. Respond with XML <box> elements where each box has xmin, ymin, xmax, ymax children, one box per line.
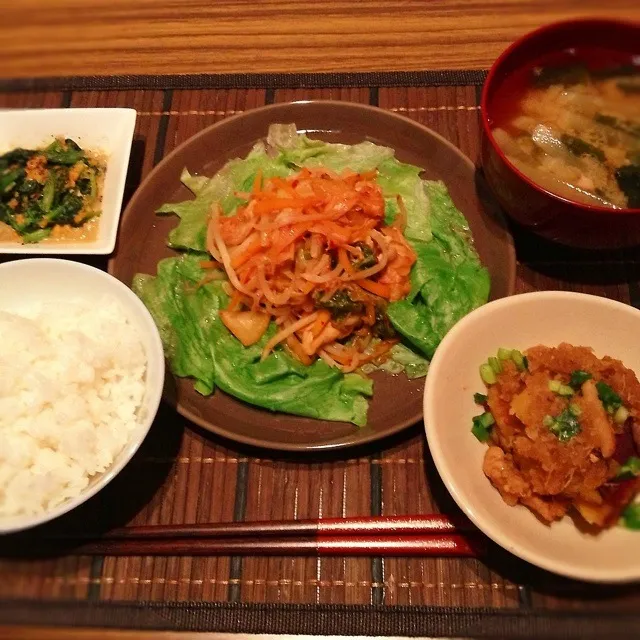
<box><xmin>0</xmin><ymin>295</ymin><xmax>147</xmax><ymax>518</ymax></box>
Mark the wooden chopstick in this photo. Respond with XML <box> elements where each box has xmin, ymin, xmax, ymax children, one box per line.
<box><xmin>39</xmin><ymin>514</ymin><xmax>474</xmax><ymax>542</ymax></box>
<box><xmin>68</xmin><ymin>534</ymin><xmax>484</xmax><ymax>557</ymax></box>
<box><xmin>9</xmin><ymin>514</ymin><xmax>482</xmax><ymax>558</ymax></box>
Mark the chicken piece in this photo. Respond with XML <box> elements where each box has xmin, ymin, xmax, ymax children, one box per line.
<box><xmin>521</xmin><ymin>495</ymin><xmax>568</xmax><ymax>522</ymax></box>
<box><xmin>580</xmin><ymin>379</ymin><xmax>616</xmax><ymax>458</ymax></box>
<box><xmin>483</xmin><ymin>446</ymin><xmax>531</xmax><ymax>506</ymax></box>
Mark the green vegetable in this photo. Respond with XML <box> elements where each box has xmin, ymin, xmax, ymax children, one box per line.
<box><xmin>532</xmin><ymin>64</ymin><xmax>589</xmax><ymax>88</ymax></box>
<box><xmin>615</xmin><ymin>164</ymin><xmax>640</xmax><ymax>209</ymax></box>
<box><xmin>353</xmin><ymin>241</ymin><xmax>377</xmax><ymax>270</ymax></box>
<box><xmin>386</xmin><ymin>181</ymin><xmax>490</xmax><ymax>358</ymax></box>
<box><xmin>43</xmin><ymin>138</ymin><xmax>84</xmax><ymax>165</ymax></box>
<box><xmin>488</xmin><ymin>356</ymin><xmax>502</xmax><ymax>374</ymax></box>
<box><xmin>21</xmin><ymin>228</ymin><xmax>52</xmax><ymax>243</ymax></box>
<box><xmin>480</xmin><ymin>363</ymin><xmax>496</xmax><ymax>385</ymax></box>
<box><xmin>44</xmin><ymin>193</ymin><xmax>83</xmax><ymax>225</ymax></box>
<box><xmin>621</xmin><ymin>503</ymin><xmax>640</xmax><ymax>530</ymax></box>
<box><xmin>568</xmin><ymin>403</ymin><xmax>581</xmax><ymax>417</ymax></box>
<box><xmin>0</xmin><ymin>148</ymin><xmax>34</xmax><ymax>166</ymax></box>
<box><xmin>474</xmin><ymin>392</ymin><xmax>488</xmax><ymax>404</ymax></box>
<box><xmin>596</xmin><ymin>380</ymin><xmax>622</xmax><ymax>414</ymax></box>
<box><xmin>40</xmin><ymin>174</ymin><xmax>56</xmax><ymax>212</ymax></box>
<box><xmin>511</xmin><ymin>349</ymin><xmax>527</xmax><ymax>371</ymax></box>
<box><xmin>0</xmin><ymin>138</ymin><xmax>100</xmax><ymax>243</ymax></box>
<box><xmin>548</xmin><ymin>379</ymin><xmax>574</xmax><ymax>397</ymax></box>
<box><xmin>617</xmin><ymin>79</ymin><xmax>640</xmax><ymax>95</ymax></box>
<box><xmin>17</xmin><ymin>179</ymin><xmax>39</xmax><ymax>195</ymax></box>
<box><xmin>545</xmin><ymin>408</ymin><xmax>581</xmax><ymax>442</ymax></box>
<box><xmin>316</xmin><ymin>290</ymin><xmax>364</xmax><ymax>319</ymax></box>
<box><xmin>0</xmin><ymin>168</ymin><xmax>24</xmax><ymax>193</ymax></box>
<box><xmin>472</xmin><ymin>411</ymin><xmax>495</xmax><ymax>442</ymax></box>
<box><xmin>497</xmin><ymin>347</ymin><xmax>512</xmax><ymax>361</ymax></box>
<box><xmin>591</xmin><ymin>64</ymin><xmax>640</xmax><ymax>80</ymax></box>
<box><xmin>616</xmin><ymin>456</ymin><xmax>640</xmax><ymax>481</ymax></box>
<box><xmin>569</xmin><ymin>370</ymin><xmax>592</xmax><ymax>390</ymax></box>
<box><xmin>371</xmin><ymin>306</ymin><xmax>396</xmax><ymax>340</ymax></box>
<box><xmin>361</xmin><ymin>342</ymin><xmax>429</xmax><ymax>379</ymax></box>
<box><xmin>561</xmin><ymin>134</ymin><xmax>605</xmax><ymax>162</ymax></box>
<box><xmin>614</xmin><ymin>405</ymin><xmax>630</xmax><ymax>425</ymax></box>
<box><xmin>594</xmin><ymin>113</ymin><xmax>640</xmax><ymax>139</ymax></box>
<box><xmin>133</xmin><ymin>254</ymin><xmax>373</xmax><ymax>425</ymax></box>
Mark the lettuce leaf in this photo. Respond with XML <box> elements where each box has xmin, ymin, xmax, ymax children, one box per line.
<box><xmin>387</xmin><ymin>181</ymin><xmax>490</xmax><ymax>358</ymax></box>
<box><xmin>157</xmin><ymin>144</ymin><xmax>291</xmax><ymax>252</ymax></box>
<box><xmin>133</xmin><ymin>253</ymin><xmax>373</xmax><ymax>425</ymax></box>
<box><xmin>361</xmin><ymin>343</ymin><xmax>430</xmax><ymax>379</ymax></box>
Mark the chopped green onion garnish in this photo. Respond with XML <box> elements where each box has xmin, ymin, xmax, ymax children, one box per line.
<box><xmin>616</xmin><ymin>456</ymin><xmax>640</xmax><ymax>480</ymax></box>
<box><xmin>569</xmin><ymin>370</ymin><xmax>592</xmax><ymax>390</ymax></box>
<box><xmin>472</xmin><ymin>411</ymin><xmax>495</xmax><ymax>442</ymax></box>
<box><xmin>473</xmin><ymin>392</ymin><xmax>488</xmax><ymax>405</ymax></box>
<box><xmin>614</xmin><ymin>405</ymin><xmax>629</xmax><ymax>425</ymax></box>
<box><xmin>480</xmin><ymin>363</ymin><xmax>496</xmax><ymax>385</ymax></box>
<box><xmin>488</xmin><ymin>356</ymin><xmax>502</xmax><ymax>374</ymax></box>
<box><xmin>545</xmin><ymin>408</ymin><xmax>581</xmax><ymax>442</ymax></box>
<box><xmin>548</xmin><ymin>379</ymin><xmax>573</xmax><ymax>396</ymax></box>
<box><xmin>511</xmin><ymin>349</ymin><xmax>527</xmax><ymax>371</ymax></box>
<box><xmin>497</xmin><ymin>347</ymin><xmax>513</xmax><ymax>361</ymax></box>
<box><xmin>596</xmin><ymin>380</ymin><xmax>622</xmax><ymax>414</ymax></box>
<box><xmin>568</xmin><ymin>403</ymin><xmax>582</xmax><ymax>417</ymax></box>
<box><xmin>621</xmin><ymin>503</ymin><xmax>640</xmax><ymax>530</ymax></box>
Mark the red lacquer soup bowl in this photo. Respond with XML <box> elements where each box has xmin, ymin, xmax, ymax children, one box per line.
<box><xmin>480</xmin><ymin>19</ymin><xmax>640</xmax><ymax>249</ymax></box>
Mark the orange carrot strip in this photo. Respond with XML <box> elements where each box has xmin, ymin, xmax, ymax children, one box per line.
<box><xmin>338</xmin><ymin>247</ymin><xmax>355</xmax><ymax>275</ymax></box>
<box><xmin>226</xmin><ymin>289</ymin><xmax>245</xmax><ymax>312</ymax></box>
<box><xmin>358</xmin><ymin>279</ymin><xmax>392</xmax><ymax>299</ymax></box>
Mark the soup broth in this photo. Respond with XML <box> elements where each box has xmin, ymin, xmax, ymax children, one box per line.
<box><xmin>490</xmin><ymin>49</ymin><xmax>640</xmax><ymax>209</ymax></box>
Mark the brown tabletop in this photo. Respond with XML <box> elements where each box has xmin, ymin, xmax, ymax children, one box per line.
<box><xmin>2</xmin><ymin>0</ymin><xmax>640</xmax><ymax>78</ymax></box>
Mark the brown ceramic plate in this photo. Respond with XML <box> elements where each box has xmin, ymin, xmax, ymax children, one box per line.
<box><xmin>109</xmin><ymin>101</ymin><xmax>515</xmax><ymax>452</ymax></box>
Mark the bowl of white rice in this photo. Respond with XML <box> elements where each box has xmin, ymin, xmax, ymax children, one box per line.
<box><xmin>0</xmin><ymin>258</ymin><xmax>165</xmax><ymax>534</ymax></box>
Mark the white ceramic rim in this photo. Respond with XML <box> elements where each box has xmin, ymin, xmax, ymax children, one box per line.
<box><xmin>0</xmin><ymin>258</ymin><xmax>165</xmax><ymax>534</ymax></box>
<box><xmin>424</xmin><ymin>290</ymin><xmax>640</xmax><ymax>583</ymax></box>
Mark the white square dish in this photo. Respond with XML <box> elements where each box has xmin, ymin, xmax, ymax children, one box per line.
<box><xmin>0</xmin><ymin>108</ymin><xmax>136</xmax><ymax>254</ymax></box>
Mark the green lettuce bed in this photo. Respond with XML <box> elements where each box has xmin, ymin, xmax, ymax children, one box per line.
<box><xmin>133</xmin><ymin>124</ymin><xmax>490</xmax><ymax>426</ymax></box>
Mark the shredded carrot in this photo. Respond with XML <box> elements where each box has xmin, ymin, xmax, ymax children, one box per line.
<box><xmin>358</xmin><ymin>279</ymin><xmax>392</xmax><ymax>299</ymax></box>
<box><xmin>338</xmin><ymin>247</ymin><xmax>355</xmax><ymax>275</ymax></box>
<box><xmin>206</xmin><ymin>166</ymin><xmax>416</xmax><ymax>370</ymax></box>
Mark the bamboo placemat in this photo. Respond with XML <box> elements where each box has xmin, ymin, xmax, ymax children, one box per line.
<box><xmin>1</xmin><ymin>72</ymin><xmax>639</xmax><ymax>637</ymax></box>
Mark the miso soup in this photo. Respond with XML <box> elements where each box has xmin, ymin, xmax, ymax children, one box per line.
<box><xmin>490</xmin><ymin>50</ymin><xmax>640</xmax><ymax>209</ymax></box>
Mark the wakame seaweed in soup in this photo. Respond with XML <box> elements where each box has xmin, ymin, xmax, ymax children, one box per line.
<box><xmin>490</xmin><ymin>50</ymin><xmax>640</xmax><ymax>209</ymax></box>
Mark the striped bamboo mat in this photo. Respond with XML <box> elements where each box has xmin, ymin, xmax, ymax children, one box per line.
<box><xmin>0</xmin><ymin>72</ymin><xmax>639</xmax><ymax>637</ymax></box>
